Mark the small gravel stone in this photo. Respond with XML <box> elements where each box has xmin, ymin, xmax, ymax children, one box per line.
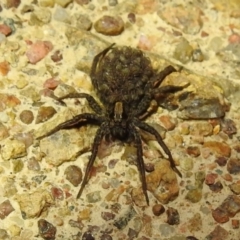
<box><xmin>35</xmin><ymin>106</ymin><xmax>57</xmax><ymax>124</ymax></box>
<box><xmin>205</xmin><ymin>173</ymin><xmax>218</xmax><ymax>185</ymax></box>
<box><xmin>51</xmin><ymin>187</ymin><xmax>64</xmax><ymax>200</ymax></box>
<box><xmin>0</xmin><ymin>122</ymin><xmax>9</xmax><ymax>141</ymax></box>
<box><xmin>180</xmin><ymin>158</ymin><xmax>193</xmax><ymax>171</ymax></box>
<box><xmin>0</xmin><ymin>138</ymin><xmax>27</xmax><ymax>160</ymax></box>
<box><xmin>51</xmin><ymin>50</ymin><xmax>63</xmax><ymax>62</ymax></box>
<box><xmin>27</xmin><ymin>157</ymin><xmax>41</xmax><ymax>171</ymax></box>
<box><xmin>215</xmin><ymin>156</ymin><xmax>227</xmax><ymax>166</ymax></box>
<box><xmin>192</xmin><ymin>48</ymin><xmax>204</xmax><ymax>62</ymax></box>
<box><xmin>53</xmin><ymin>6</ymin><xmax>70</xmax><ymax>23</ymax></box>
<box><xmin>0</xmin><ymin>24</ymin><xmax>12</xmax><ymax>36</ymax></box>
<box><xmin>205</xmin><ymin>225</ymin><xmax>228</xmax><ymax>240</ymax></box>
<box><xmin>38</xmin><ymin>219</ymin><xmax>56</xmax><ymax>240</ymax></box>
<box><xmin>203</xmin><ymin>141</ymin><xmax>231</xmax><ymax>157</ymax></box>
<box><xmin>5</xmin><ymin>0</ymin><xmax>21</xmax><ymax>8</ymax></box>
<box><xmin>29</xmin><ymin>8</ymin><xmax>52</xmax><ymax>26</ymax></box>
<box><xmin>166</xmin><ymin>207</ymin><xmax>180</xmax><ymax>225</ymax></box>
<box><xmin>12</xmin><ymin>159</ymin><xmax>24</xmax><ymax>173</ymax></box>
<box><xmin>127</xmin><ymin>13</ymin><xmax>136</xmax><ymax>24</ymax></box>
<box><xmin>94</xmin><ymin>15</ymin><xmax>124</xmax><ymax>36</ymax></box>
<box><xmin>208</xmin><ymin>181</ymin><xmax>223</xmax><ymax>192</ymax></box>
<box><xmin>127</xmin><ymin>228</ymin><xmax>138</xmax><ymax>239</ymax></box>
<box><xmin>187</xmin><ymin>213</ymin><xmax>202</xmax><ymax>232</ymax></box>
<box><xmin>100</xmin><ymin>234</ymin><xmax>112</xmax><ymax>240</ymax></box>
<box><xmin>108</xmin><ymin>0</ymin><xmax>118</xmax><ymax>6</ymax></box>
<box><xmin>19</xmin><ymin>110</ymin><xmax>34</xmax><ymax>124</ymax></box>
<box><xmin>232</xmin><ymin>219</ymin><xmax>239</xmax><ymax>229</ymax></box>
<box><xmin>82</xmin><ymin>231</ymin><xmax>95</xmax><ymax>240</ymax></box>
<box><xmin>220</xmin><ymin>118</ymin><xmax>237</xmax><ymax>136</ymax></box>
<box><xmin>26</xmin><ymin>41</ymin><xmax>53</xmax><ymax>64</ymax></box>
<box><xmin>173</xmin><ymin>38</ymin><xmax>193</xmax><ymax>64</ymax></box>
<box><xmin>86</xmin><ymin>191</ymin><xmax>101</xmax><ymax>203</ymax></box>
<box><xmin>159</xmin><ymin>115</ymin><xmax>176</xmax><ymax>131</ymax></box>
<box><xmin>101</xmin><ymin>212</ymin><xmax>116</xmax><ymax>221</ymax></box>
<box><xmin>0</xmin><ymin>200</ymin><xmax>15</xmax><ymax>219</ymax></box>
<box><xmin>108</xmin><ymin>159</ymin><xmax>119</xmax><ymax>169</ymax></box>
<box><xmin>227</xmin><ymin>158</ymin><xmax>240</xmax><ymax>174</ymax></box>
<box><xmin>212</xmin><ymin>195</ymin><xmax>240</xmax><ymax>223</ymax></box>
<box><xmin>185</xmin><ymin>188</ymin><xmax>202</xmax><ymax>203</ymax></box>
<box><xmin>15</xmin><ymin>189</ymin><xmax>54</xmax><ymax>219</ymax></box>
<box><xmin>152</xmin><ymin>204</ymin><xmax>165</xmax><ymax>216</ymax></box>
<box><xmin>64</xmin><ymin>165</ymin><xmax>82</xmax><ymax>187</ymax></box>
<box><xmin>186</xmin><ymin>146</ymin><xmax>200</xmax><ymax>157</ymax></box>
<box><xmin>144</xmin><ymin>162</ymin><xmax>154</xmax><ymax>172</ymax></box>
<box><xmin>73</xmin><ymin>13</ymin><xmax>92</xmax><ymax>30</ymax></box>
<box><xmin>229</xmin><ymin>182</ymin><xmax>240</xmax><ymax>194</ymax></box>
<box><xmin>113</xmin><ymin>207</ymin><xmax>136</xmax><ymax>230</ymax></box>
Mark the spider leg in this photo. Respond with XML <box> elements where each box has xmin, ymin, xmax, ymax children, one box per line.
<box><xmin>56</xmin><ymin>92</ymin><xmax>103</xmax><ymax>114</ymax></box>
<box><xmin>130</xmin><ymin>123</ymin><xmax>149</xmax><ymax>205</ymax></box>
<box><xmin>133</xmin><ymin>118</ymin><xmax>182</xmax><ymax>178</ymax></box>
<box><xmin>90</xmin><ymin>43</ymin><xmax>116</xmax><ymax>86</ymax></box>
<box><xmin>151</xmin><ymin>65</ymin><xmax>177</xmax><ymax>88</ymax></box>
<box><xmin>76</xmin><ymin>122</ymin><xmax>109</xmax><ymax>199</ymax></box>
<box><xmin>36</xmin><ymin>113</ymin><xmax>103</xmax><ymax>140</ymax></box>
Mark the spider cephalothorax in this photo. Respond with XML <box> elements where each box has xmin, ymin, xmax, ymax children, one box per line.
<box><xmin>37</xmin><ymin>44</ymin><xmax>186</xmax><ymax>205</ymax></box>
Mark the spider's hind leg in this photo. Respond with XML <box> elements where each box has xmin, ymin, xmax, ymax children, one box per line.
<box><xmin>130</xmin><ymin>124</ymin><xmax>150</xmax><ymax>205</ymax></box>
<box><xmin>76</xmin><ymin>122</ymin><xmax>109</xmax><ymax>199</ymax></box>
<box><xmin>133</xmin><ymin>118</ymin><xmax>182</xmax><ymax>178</ymax></box>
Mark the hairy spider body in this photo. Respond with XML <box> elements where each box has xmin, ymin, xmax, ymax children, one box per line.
<box><xmin>38</xmin><ymin>44</ymin><xmax>185</xmax><ymax>205</ymax></box>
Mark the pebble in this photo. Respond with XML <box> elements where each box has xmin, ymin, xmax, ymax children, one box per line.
<box><xmin>0</xmin><ymin>61</ymin><xmax>10</xmax><ymax>76</ymax></box>
<box><xmin>186</xmin><ymin>146</ymin><xmax>200</xmax><ymax>157</ymax></box>
<box><xmin>19</xmin><ymin>110</ymin><xmax>34</xmax><ymax>124</ymax></box>
<box><xmin>20</xmin><ymin>85</ymin><xmax>41</xmax><ymax>102</ymax></box>
<box><xmin>203</xmin><ymin>141</ymin><xmax>231</xmax><ymax>157</ymax></box>
<box><xmin>159</xmin><ymin>223</ymin><xmax>175</xmax><ymax>237</ymax></box>
<box><xmin>208</xmin><ymin>181</ymin><xmax>223</xmax><ymax>192</ymax></box>
<box><xmin>185</xmin><ymin>189</ymin><xmax>202</xmax><ymax>203</ymax></box>
<box><xmin>82</xmin><ymin>231</ymin><xmax>95</xmax><ymax>240</ymax></box>
<box><xmin>192</xmin><ymin>48</ymin><xmax>204</xmax><ymax>62</ymax></box>
<box><xmin>12</xmin><ymin>159</ymin><xmax>24</xmax><ymax>173</ymax></box>
<box><xmin>100</xmin><ymin>234</ymin><xmax>112</xmax><ymax>240</ymax></box>
<box><xmin>158</xmin><ymin>5</ymin><xmax>202</xmax><ymax>34</ymax></box>
<box><xmin>180</xmin><ymin>158</ymin><xmax>193</xmax><ymax>171</ymax></box>
<box><xmin>0</xmin><ymin>24</ymin><xmax>12</xmax><ymax>36</ymax></box>
<box><xmin>229</xmin><ymin>182</ymin><xmax>240</xmax><ymax>194</ymax></box>
<box><xmin>152</xmin><ymin>203</ymin><xmax>165</xmax><ymax>216</ymax></box>
<box><xmin>205</xmin><ymin>225</ymin><xmax>228</xmax><ymax>240</ymax></box>
<box><xmin>26</xmin><ymin>40</ymin><xmax>53</xmax><ymax>64</ymax></box>
<box><xmin>232</xmin><ymin>219</ymin><xmax>239</xmax><ymax>229</ymax></box>
<box><xmin>0</xmin><ymin>229</ymin><xmax>8</xmax><ymax>239</ymax></box>
<box><xmin>27</xmin><ymin>157</ymin><xmax>41</xmax><ymax>171</ymax></box>
<box><xmin>73</xmin><ymin>14</ymin><xmax>92</xmax><ymax>30</ymax></box>
<box><xmin>101</xmin><ymin>212</ymin><xmax>116</xmax><ymax>221</ymax></box>
<box><xmin>55</xmin><ymin>0</ymin><xmax>72</xmax><ymax>7</ymax></box>
<box><xmin>113</xmin><ymin>207</ymin><xmax>136</xmax><ymax>230</ymax></box>
<box><xmin>178</xmin><ymin>96</ymin><xmax>225</xmax><ymax>119</ymax></box>
<box><xmin>173</xmin><ymin>38</ymin><xmax>193</xmax><ymax>64</ymax></box>
<box><xmin>29</xmin><ymin>8</ymin><xmax>52</xmax><ymax>26</ymax></box>
<box><xmin>187</xmin><ymin>213</ymin><xmax>202</xmax><ymax>232</ymax></box>
<box><xmin>166</xmin><ymin>207</ymin><xmax>180</xmax><ymax>225</ymax></box>
<box><xmin>15</xmin><ymin>189</ymin><xmax>54</xmax><ymax>218</ymax></box>
<box><xmin>51</xmin><ymin>50</ymin><xmax>63</xmax><ymax>62</ymax></box>
<box><xmin>0</xmin><ymin>200</ymin><xmax>15</xmax><ymax>219</ymax></box>
<box><xmin>86</xmin><ymin>191</ymin><xmax>101</xmax><ymax>203</ymax></box>
<box><xmin>64</xmin><ymin>165</ymin><xmax>82</xmax><ymax>187</ymax></box>
<box><xmin>205</xmin><ymin>173</ymin><xmax>218</xmax><ymax>185</ymax></box>
<box><xmin>159</xmin><ymin>115</ymin><xmax>176</xmax><ymax>131</ymax></box>
<box><xmin>146</xmin><ymin>160</ymin><xmax>179</xmax><ymax>204</ymax></box>
<box><xmin>227</xmin><ymin>158</ymin><xmax>240</xmax><ymax>174</ymax></box>
<box><xmin>0</xmin><ymin>138</ymin><xmax>27</xmax><ymax>161</ymax></box>
<box><xmin>0</xmin><ymin>122</ymin><xmax>9</xmax><ymax>141</ymax></box>
<box><xmin>53</xmin><ymin>6</ymin><xmax>70</xmax><ymax>23</ymax></box>
<box><xmin>38</xmin><ymin>219</ymin><xmax>56</xmax><ymax>240</ymax></box>
<box><xmin>212</xmin><ymin>195</ymin><xmax>240</xmax><ymax>223</ymax></box>
<box><xmin>220</xmin><ymin>118</ymin><xmax>237</xmax><ymax>136</ymax></box>
<box><xmin>51</xmin><ymin>187</ymin><xmax>64</xmax><ymax>200</ymax></box>
<box><xmin>35</xmin><ymin>106</ymin><xmax>57</xmax><ymax>124</ymax></box>
<box><xmin>94</xmin><ymin>15</ymin><xmax>124</xmax><ymax>36</ymax></box>
<box><xmin>0</xmin><ymin>93</ymin><xmax>21</xmax><ymax>111</ymax></box>
<box><xmin>127</xmin><ymin>13</ymin><xmax>136</xmax><ymax>24</ymax></box>
<box><xmin>215</xmin><ymin>156</ymin><xmax>227</xmax><ymax>166</ymax></box>
<box><xmin>5</xmin><ymin>0</ymin><xmax>21</xmax><ymax>8</ymax></box>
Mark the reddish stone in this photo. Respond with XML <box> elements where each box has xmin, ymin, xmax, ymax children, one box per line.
<box><xmin>203</xmin><ymin>141</ymin><xmax>231</xmax><ymax>157</ymax></box>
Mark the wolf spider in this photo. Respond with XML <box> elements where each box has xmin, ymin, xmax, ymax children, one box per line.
<box><xmin>37</xmin><ymin>44</ymin><xmax>186</xmax><ymax>205</ymax></box>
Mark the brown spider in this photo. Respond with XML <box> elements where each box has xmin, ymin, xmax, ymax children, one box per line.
<box><xmin>37</xmin><ymin>44</ymin><xmax>186</xmax><ymax>205</ymax></box>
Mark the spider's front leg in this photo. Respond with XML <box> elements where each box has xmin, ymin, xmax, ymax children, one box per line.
<box><xmin>55</xmin><ymin>92</ymin><xmax>103</xmax><ymax>115</ymax></box>
<box><xmin>36</xmin><ymin>113</ymin><xmax>104</xmax><ymax>140</ymax></box>
<box><xmin>134</xmin><ymin>118</ymin><xmax>182</xmax><ymax>178</ymax></box>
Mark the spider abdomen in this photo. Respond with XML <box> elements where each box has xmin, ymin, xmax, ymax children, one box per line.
<box><xmin>94</xmin><ymin>46</ymin><xmax>154</xmax><ymax>113</ymax></box>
